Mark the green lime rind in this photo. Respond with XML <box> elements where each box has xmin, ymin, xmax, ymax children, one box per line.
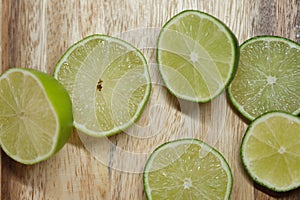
<box><xmin>157</xmin><ymin>10</ymin><xmax>239</xmax><ymax>103</ymax></box>
<box><xmin>54</xmin><ymin>34</ymin><xmax>151</xmax><ymax>137</ymax></box>
<box><xmin>25</xmin><ymin>68</ymin><xmax>73</xmax><ymax>151</ymax></box>
<box><xmin>240</xmin><ymin>111</ymin><xmax>300</xmax><ymax>192</ymax></box>
<box><xmin>143</xmin><ymin>138</ymin><xmax>233</xmax><ymax>200</ymax></box>
<box><xmin>228</xmin><ymin>35</ymin><xmax>300</xmax><ymax>121</ymax></box>
<box><xmin>0</xmin><ymin>68</ymin><xmax>73</xmax><ymax>164</ymax></box>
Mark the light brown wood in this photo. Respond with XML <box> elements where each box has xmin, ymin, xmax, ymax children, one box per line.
<box><xmin>1</xmin><ymin>0</ymin><xmax>300</xmax><ymax>199</ymax></box>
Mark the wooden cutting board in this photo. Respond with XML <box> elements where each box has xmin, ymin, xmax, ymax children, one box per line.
<box><xmin>1</xmin><ymin>0</ymin><xmax>300</xmax><ymax>199</ymax></box>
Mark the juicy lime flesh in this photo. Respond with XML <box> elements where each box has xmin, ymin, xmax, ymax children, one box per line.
<box><xmin>55</xmin><ymin>36</ymin><xmax>150</xmax><ymax>136</ymax></box>
<box><xmin>0</xmin><ymin>71</ymin><xmax>56</xmax><ymax>162</ymax></box>
<box><xmin>144</xmin><ymin>140</ymin><xmax>232</xmax><ymax>199</ymax></box>
<box><xmin>158</xmin><ymin>11</ymin><xmax>237</xmax><ymax>102</ymax></box>
<box><xmin>242</xmin><ymin>113</ymin><xmax>300</xmax><ymax>191</ymax></box>
<box><xmin>229</xmin><ymin>38</ymin><xmax>300</xmax><ymax>120</ymax></box>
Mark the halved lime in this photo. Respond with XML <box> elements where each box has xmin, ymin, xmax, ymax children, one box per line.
<box><xmin>241</xmin><ymin>111</ymin><xmax>300</xmax><ymax>192</ymax></box>
<box><xmin>143</xmin><ymin>138</ymin><xmax>233</xmax><ymax>199</ymax></box>
<box><xmin>157</xmin><ymin>10</ymin><xmax>239</xmax><ymax>102</ymax></box>
<box><xmin>228</xmin><ymin>36</ymin><xmax>300</xmax><ymax>120</ymax></box>
<box><xmin>0</xmin><ymin>68</ymin><xmax>73</xmax><ymax>164</ymax></box>
<box><xmin>54</xmin><ymin>34</ymin><xmax>151</xmax><ymax>137</ymax></box>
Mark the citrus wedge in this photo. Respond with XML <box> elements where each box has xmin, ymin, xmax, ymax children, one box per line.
<box><xmin>157</xmin><ymin>10</ymin><xmax>239</xmax><ymax>102</ymax></box>
<box><xmin>54</xmin><ymin>34</ymin><xmax>151</xmax><ymax>137</ymax></box>
<box><xmin>143</xmin><ymin>138</ymin><xmax>233</xmax><ymax>200</ymax></box>
<box><xmin>0</xmin><ymin>68</ymin><xmax>73</xmax><ymax>164</ymax></box>
<box><xmin>228</xmin><ymin>36</ymin><xmax>300</xmax><ymax>120</ymax></box>
<box><xmin>241</xmin><ymin>111</ymin><xmax>300</xmax><ymax>192</ymax></box>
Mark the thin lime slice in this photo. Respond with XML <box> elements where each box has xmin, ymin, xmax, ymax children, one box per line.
<box><xmin>0</xmin><ymin>68</ymin><xmax>73</xmax><ymax>164</ymax></box>
<box><xmin>241</xmin><ymin>111</ymin><xmax>300</xmax><ymax>192</ymax></box>
<box><xmin>157</xmin><ymin>10</ymin><xmax>239</xmax><ymax>102</ymax></box>
<box><xmin>143</xmin><ymin>138</ymin><xmax>233</xmax><ymax>200</ymax></box>
<box><xmin>54</xmin><ymin>34</ymin><xmax>151</xmax><ymax>137</ymax></box>
<box><xmin>228</xmin><ymin>36</ymin><xmax>300</xmax><ymax>120</ymax></box>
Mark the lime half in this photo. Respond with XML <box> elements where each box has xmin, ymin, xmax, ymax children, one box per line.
<box><xmin>54</xmin><ymin>34</ymin><xmax>151</xmax><ymax>137</ymax></box>
<box><xmin>157</xmin><ymin>10</ymin><xmax>239</xmax><ymax>102</ymax></box>
<box><xmin>241</xmin><ymin>111</ymin><xmax>300</xmax><ymax>192</ymax></box>
<box><xmin>0</xmin><ymin>68</ymin><xmax>73</xmax><ymax>164</ymax></box>
<box><xmin>143</xmin><ymin>138</ymin><xmax>233</xmax><ymax>200</ymax></box>
<box><xmin>228</xmin><ymin>36</ymin><xmax>300</xmax><ymax>120</ymax></box>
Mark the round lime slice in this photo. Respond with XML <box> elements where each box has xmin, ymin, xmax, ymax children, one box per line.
<box><xmin>0</xmin><ymin>68</ymin><xmax>73</xmax><ymax>164</ymax></box>
<box><xmin>228</xmin><ymin>36</ymin><xmax>300</xmax><ymax>120</ymax></box>
<box><xmin>157</xmin><ymin>10</ymin><xmax>239</xmax><ymax>102</ymax></box>
<box><xmin>241</xmin><ymin>111</ymin><xmax>300</xmax><ymax>192</ymax></box>
<box><xmin>54</xmin><ymin>34</ymin><xmax>151</xmax><ymax>137</ymax></box>
<box><xmin>143</xmin><ymin>138</ymin><xmax>233</xmax><ymax>199</ymax></box>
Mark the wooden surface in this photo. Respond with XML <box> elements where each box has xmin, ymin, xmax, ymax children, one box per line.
<box><xmin>1</xmin><ymin>0</ymin><xmax>300</xmax><ymax>199</ymax></box>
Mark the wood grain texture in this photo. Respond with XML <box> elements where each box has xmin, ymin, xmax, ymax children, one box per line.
<box><xmin>1</xmin><ymin>0</ymin><xmax>300</xmax><ymax>199</ymax></box>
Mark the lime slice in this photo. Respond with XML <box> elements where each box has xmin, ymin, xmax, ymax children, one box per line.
<box><xmin>54</xmin><ymin>34</ymin><xmax>151</xmax><ymax>137</ymax></box>
<box><xmin>241</xmin><ymin>111</ymin><xmax>300</xmax><ymax>192</ymax></box>
<box><xmin>0</xmin><ymin>68</ymin><xmax>73</xmax><ymax>164</ymax></box>
<box><xmin>157</xmin><ymin>10</ymin><xmax>239</xmax><ymax>102</ymax></box>
<box><xmin>143</xmin><ymin>138</ymin><xmax>233</xmax><ymax>200</ymax></box>
<box><xmin>228</xmin><ymin>36</ymin><xmax>300</xmax><ymax>120</ymax></box>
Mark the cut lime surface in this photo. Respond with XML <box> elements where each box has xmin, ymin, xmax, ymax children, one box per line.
<box><xmin>241</xmin><ymin>111</ymin><xmax>300</xmax><ymax>192</ymax></box>
<box><xmin>157</xmin><ymin>10</ymin><xmax>239</xmax><ymax>102</ymax></box>
<box><xmin>228</xmin><ymin>36</ymin><xmax>300</xmax><ymax>121</ymax></box>
<box><xmin>0</xmin><ymin>68</ymin><xmax>73</xmax><ymax>164</ymax></box>
<box><xmin>54</xmin><ymin>34</ymin><xmax>151</xmax><ymax>137</ymax></box>
<box><xmin>143</xmin><ymin>138</ymin><xmax>233</xmax><ymax>200</ymax></box>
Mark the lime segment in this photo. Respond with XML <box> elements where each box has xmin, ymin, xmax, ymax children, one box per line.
<box><xmin>0</xmin><ymin>68</ymin><xmax>73</xmax><ymax>164</ymax></box>
<box><xmin>228</xmin><ymin>36</ymin><xmax>300</xmax><ymax>120</ymax></box>
<box><xmin>241</xmin><ymin>112</ymin><xmax>300</xmax><ymax>192</ymax></box>
<box><xmin>54</xmin><ymin>35</ymin><xmax>151</xmax><ymax>137</ymax></box>
<box><xmin>157</xmin><ymin>10</ymin><xmax>239</xmax><ymax>102</ymax></box>
<box><xmin>143</xmin><ymin>138</ymin><xmax>233</xmax><ymax>200</ymax></box>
